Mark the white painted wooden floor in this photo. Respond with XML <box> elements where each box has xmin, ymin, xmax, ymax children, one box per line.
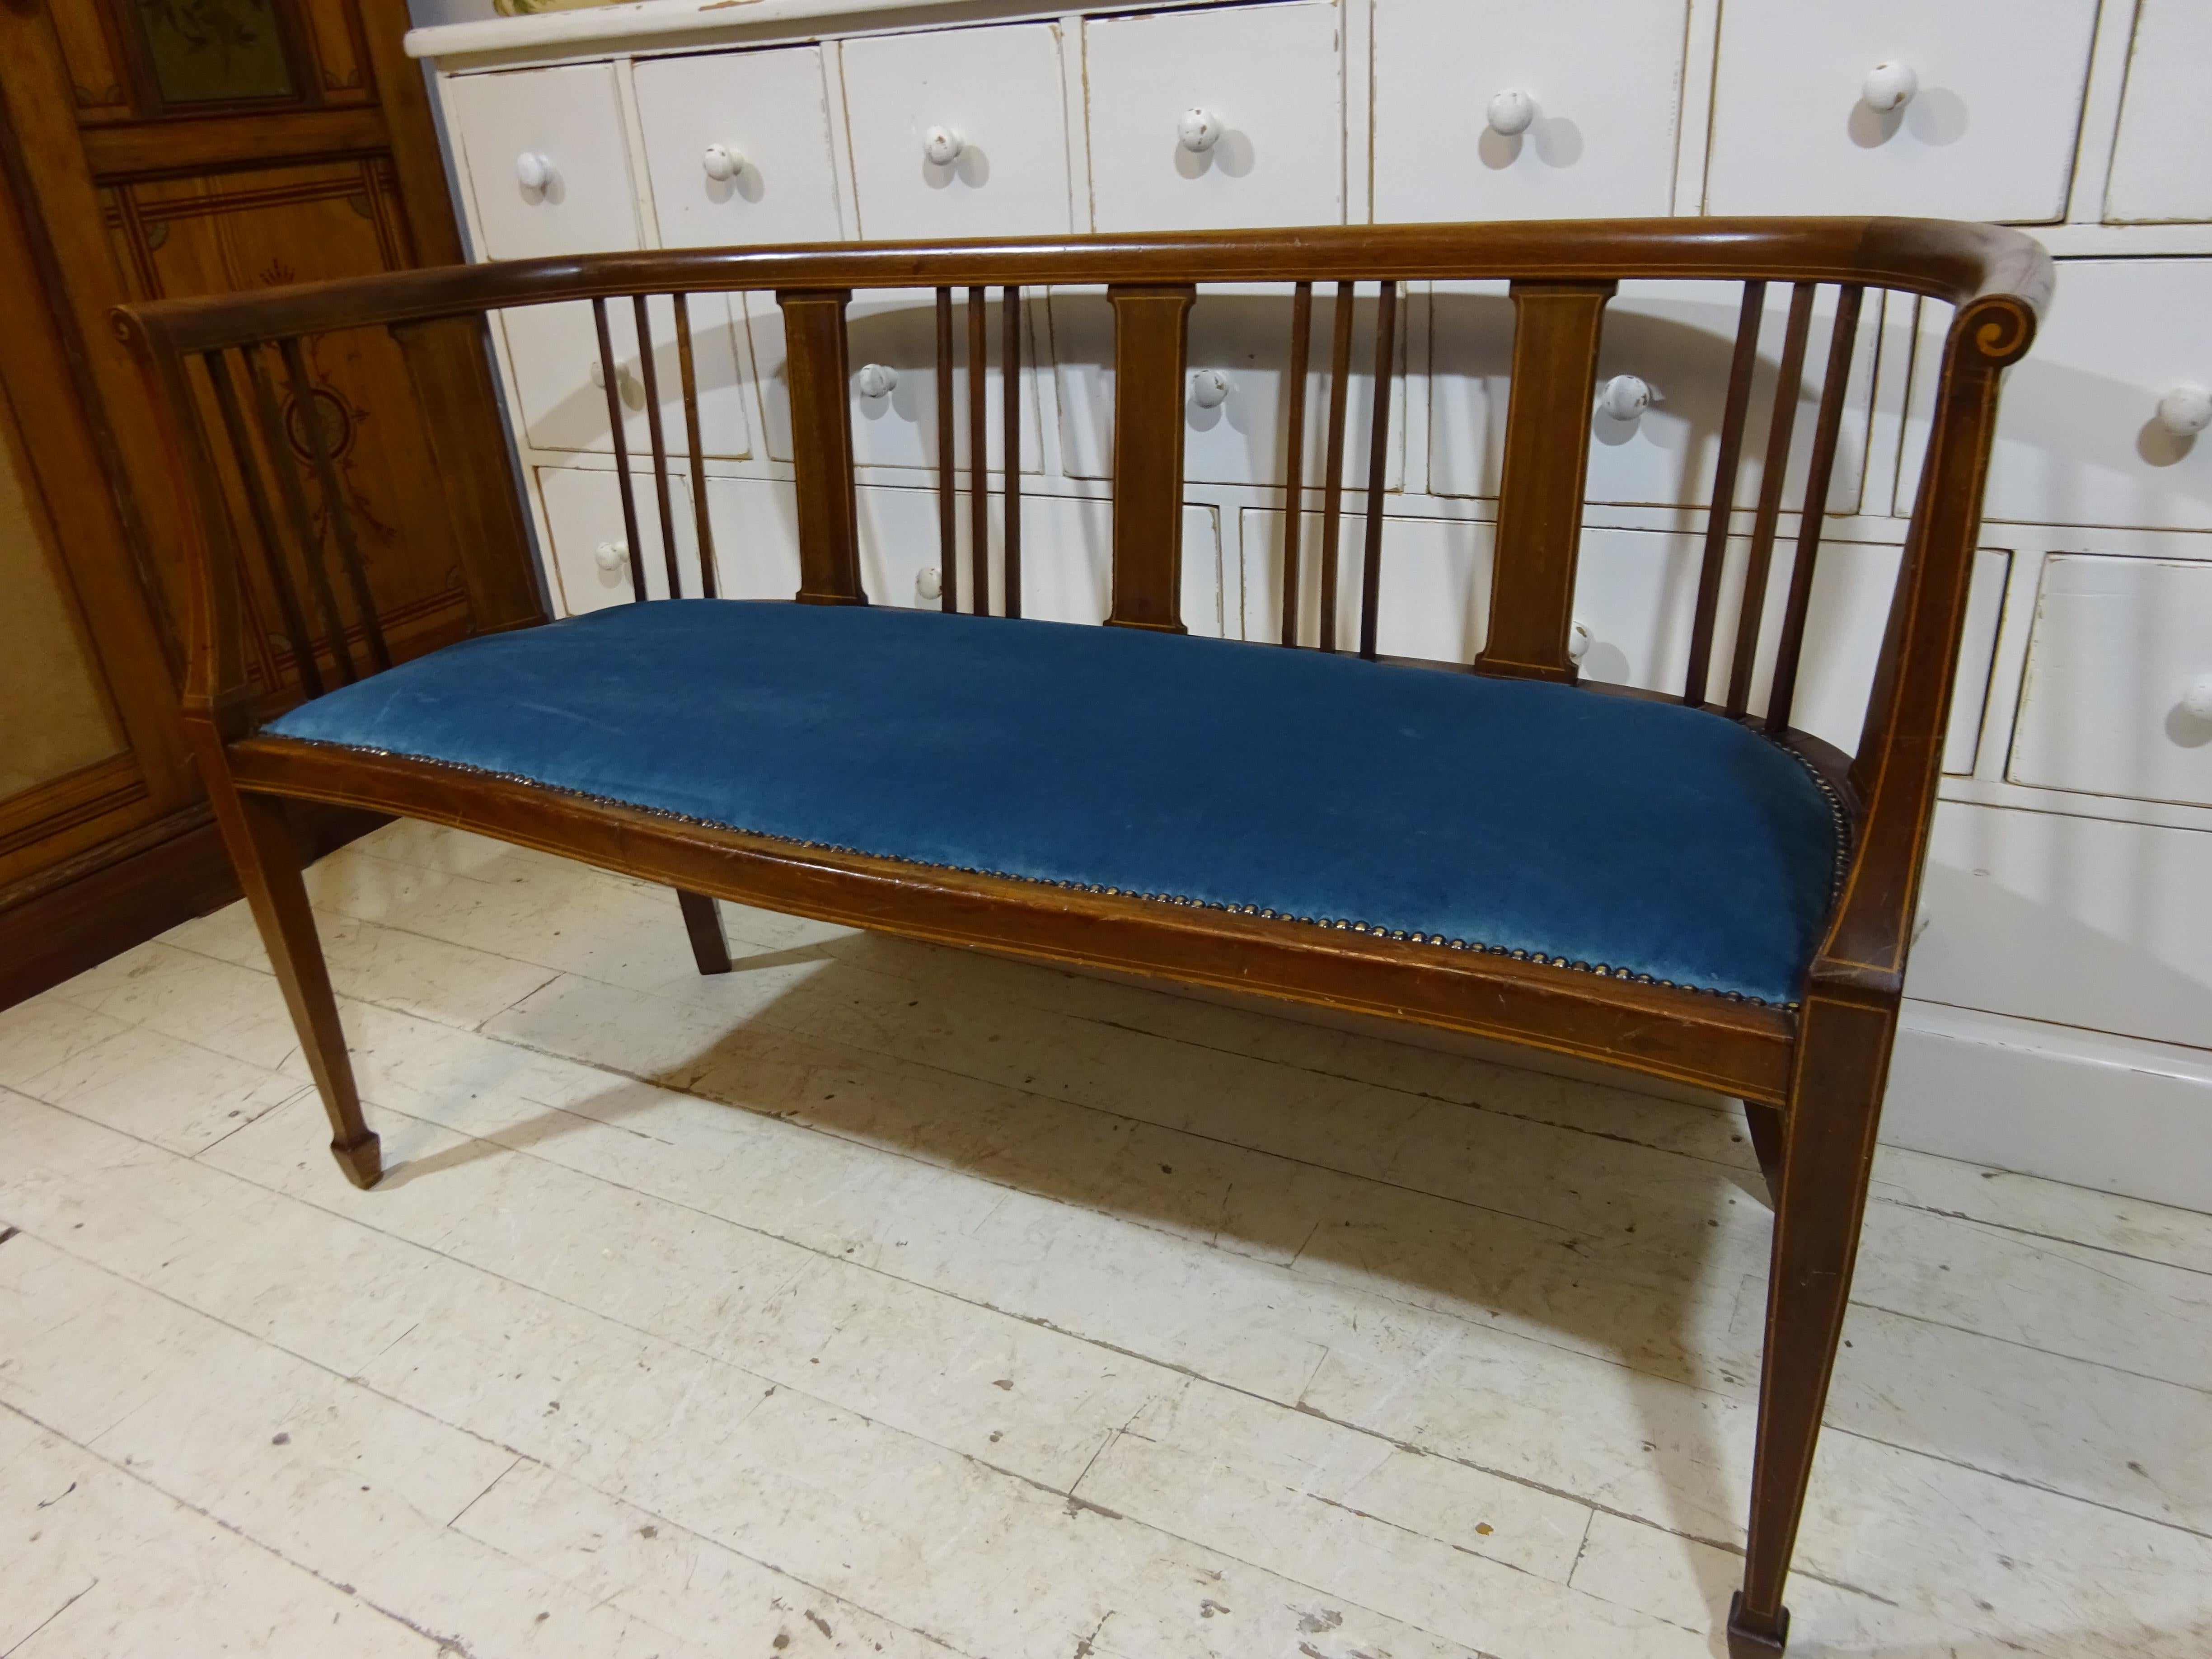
<box><xmin>2</xmin><ymin>820</ymin><xmax>2208</xmax><ymax>1659</ymax></box>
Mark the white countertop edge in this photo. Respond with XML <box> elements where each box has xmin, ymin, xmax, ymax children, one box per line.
<box><xmin>405</xmin><ymin>0</ymin><xmax>952</xmax><ymax>60</ymax></box>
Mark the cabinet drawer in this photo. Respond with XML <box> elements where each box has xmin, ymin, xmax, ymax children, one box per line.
<box><xmin>1706</xmin><ymin>0</ymin><xmax>2098</xmax><ymax>221</ymax></box>
<box><xmin>537</xmin><ymin>464</ymin><xmax>704</xmax><ymax>615</ymax></box>
<box><xmin>448</xmin><ymin>64</ymin><xmax>637</xmax><ymax>259</ymax></box>
<box><xmin>500</xmin><ymin>295</ymin><xmax>751</xmax><ymax>459</ymax></box>
<box><xmin>1906</xmin><ymin>801</ymin><xmax>2212</xmax><ymax>1050</ymax></box>
<box><xmin>1083</xmin><ymin>1</ymin><xmax>1341</xmax><ymax>234</ymax></box>
<box><xmin>2010</xmin><ymin>555</ymin><xmax>2212</xmax><ymax>808</ymax></box>
<box><xmin>839</xmin><ymin>23</ymin><xmax>1070</xmax><ymax>240</ymax></box>
<box><xmin>1050</xmin><ymin>286</ymin><xmax>1404</xmax><ymax>491</ymax></box>
<box><xmin>745</xmin><ymin>291</ymin><xmax>1042</xmax><ymax>475</ymax></box>
<box><xmin>2106</xmin><ymin>0</ymin><xmax>2212</xmax><ymax>223</ymax></box>
<box><xmin>635</xmin><ymin>47</ymin><xmax>846</xmax><ymax>248</ymax></box>
<box><xmin>1240</xmin><ymin>510</ymin><xmax>1490</xmax><ymax>658</ymax></box>
<box><xmin>1373</xmin><ymin>0</ymin><xmax>1683</xmax><ymax>223</ymax></box>
<box><xmin>1428</xmin><ymin>281</ymin><xmax>1878</xmax><ymax>511</ymax></box>
<box><xmin>1914</xmin><ymin>260</ymin><xmax>2212</xmax><ymax>533</ymax></box>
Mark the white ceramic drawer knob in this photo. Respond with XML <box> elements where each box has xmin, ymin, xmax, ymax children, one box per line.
<box><xmin>1567</xmin><ymin>621</ymin><xmax>1592</xmax><ymax>665</ymax></box>
<box><xmin>587</xmin><ymin>359</ymin><xmax>630</xmax><ymax>393</ymax></box>
<box><xmin>916</xmin><ymin>565</ymin><xmax>942</xmax><ymax>602</ymax></box>
<box><xmin>2156</xmin><ymin>383</ymin><xmax>2212</xmax><ymax>438</ymax></box>
<box><xmin>855</xmin><ymin>362</ymin><xmax>899</xmax><ymax>398</ymax></box>
<box><xmin>2184</xmin><ymin>674</ymin><xmax>2212</xmax><ymax>721</ymax></box>
<box><xmin>1190</xmin><ymin>367</ymin><xmax>1230</xmax><ymax>408</ymax></box>
<box><xmin>515</xmin><ymin>151</ymin><xmax>554</xmax><ymax>192</ymax></box>
<box><xmin>701</xmin><ymin>143</ymin><xmax>742</xmax><ymax>182</ymax></box>
<box><xmin>1486</xmin><ymin>89</ymin><xmax>1536</xmax><ymax>138</ymax></box>
<box><xmin>1178</xmin><ymin>108</ymin><xmax>1223</xmax><ymax>153</ymax></box>
<box><xmin>1861</xmin><ymin>61</ymin><xmax>1917</xmax><ymax>113</ymax></box>
<box><xmin>923</xmin><ymin>125</ymin><xmax>964</xmax><ymax>166</ymax></box>
<box><xmin>594</xmin><ymin>541</ymin><xmax>629</xmax><ymax>575</ymax></box>
<box><xmin>1597</xmin><ymin>374</ymin><xmax>1651</xmax><ymax>421</ymax></box>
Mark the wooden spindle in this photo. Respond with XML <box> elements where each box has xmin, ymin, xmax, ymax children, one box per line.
<box><xmin>1683</xmin><ymin>281</ymin><xmax>1768</xmax><ymax>706</ymax></box>
<box><xmin>278</xmin><ymin>336</ymin><xmax>389</xmax><ymax>670</ymax></box>
<box><xmin>245</xmin><ymin>343</ymin><xmax>355</xmax><ymax>684</ymax></box>
<box><xmin>1279</xmin><ymin>280</ymin><xmax>1312</xmax><ymax>647</ymax></box>
<box><xmin>204</xmin><ymin>348</ymin><xmax>323</xmax><ymax>698</ymax></box>
<box><xmin>591</xmin><ymin>298</ymin><xmax>649</xmax><ymax>601</ymax></box>
<box><xmin>1003</xmin><ymin>285</ymin><xmax>1022</xmax><ymax>619</ymax></box>
<box><xmin>670</xmin><ymin>294</ymin><xmax>717</xmax><ymax>598</ymax></box>
<box><xmin>1357</xmin><ymin>280</ymin><xmax>1398</xmax><ymax>661</ymax></box>
<box><xmin>1725</xmin><ymin>282</ymin><xmax>1816</xmax><ymax>719</ymax></box>
<box><xmin>1766</xmin><ymin>284</ymin><xmax>1864</xmax><ymax>736</ymax></box>
<box><xmin>630</xmin><ymin>295</ymin><xmax>682</xmax><ymax>599</ymax></box>
<box><xmin>967</xmin><ymin>286</ymin><xmax>989</xmax><ymax>615</ymax></box>
<box><xmin>936</xmin><ymin>286</ymin><xmax>956</xmax><ymax>613</ymax></box>
<box><xmin>1317</xmin><ymin>281</ymin><xmax>1356</xmax><ymax>652</ymax></box>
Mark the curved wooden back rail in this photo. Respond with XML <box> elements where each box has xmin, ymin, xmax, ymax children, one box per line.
<box><xmin>117</xmin><ymin>217</ymin><xmax>2049</xmax><ymax>1658</ymax></box>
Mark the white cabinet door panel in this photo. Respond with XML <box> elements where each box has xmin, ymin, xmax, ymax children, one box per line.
<box><xmin>449</xmin><ymin>65</ymin><xmax>637</xmax><ymax>259</ymax></box>
<box><xmin>1706</xmin><ymin>0</ymin><xmax>2098</xmax><ymax>221</ymax></box>
<box><xmin>746</xmin><ymin>291</ymin><xmax>1042</xmax><ymax>474</ymax></box>
<box><xmin>635</xmin><ymin>47</ymin><xmax>846</xmax><ymax>248</ymax></box>
<box><xmin>1429</xmin><ymin>281</ymin><xmax>1877</xmax><ymax>510</ymax></box>
<box><xmin>1241</xmin><ymin>510</ymin><xmax>1490</xmax><ymax>659</ymax></box>
<box><xmin>1083</xmin><ymin>1</ymin><xmax>1342</xmax><ymax>234</ymax></box>
<box><xmin>2010</xmin><ymin>555</ymin><xmax>2212</xmax><ymax>808</ymax></box>
<box><xmin>538</xmin><ymin>464</ymin><xmax>702</xmax><ymax>615</ymax></box>
<box><xmin>1906</xmin><ymin>802</ymin><xmax>2212</xmax><ymax>1051</ymax></box>
<box><xmin>1910</xmin><ymin>260</ymin><xmax>2212</xmax><ymax>532</ymax></box>
<box><xmin>839</xmin><ymin>24</ymin><xmax>1070</xmax><ymax>241</ymax></box>
<box><xmin>2106</xmin><ymin>0</ymin><xmax>2212</xmax><ymax>223</ymax></box>
<box><xmin>1050</xmin><ymin>286</ymin><xmax>1403</xmax><ymax>490</ymax></box>
<box><xmin>501</xmin><ymin>295</ymin><xmax>751</xmax><ymax>459</ymax></box>
<box><xmin>1373</xmin><ymin>0</ymin><xmax>1684</xmax><ymax>223</ymax></box>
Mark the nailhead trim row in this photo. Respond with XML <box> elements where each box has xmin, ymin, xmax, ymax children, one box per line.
<box><xmin>288</xmin><ymin>724</ymin><xmax>1848</xmax><ymax>1015</ymax></box>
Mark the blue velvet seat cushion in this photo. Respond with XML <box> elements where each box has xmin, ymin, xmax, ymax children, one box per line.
<box><xmin>266</xmin><ymin>600</ymin><xmax>1844</xmax><ymax>1006</ymax></box>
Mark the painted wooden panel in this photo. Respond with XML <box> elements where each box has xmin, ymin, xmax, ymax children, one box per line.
<box><xmin>1083</xmin><ymin>1</ymin><xmax>1342</xmax><ymax>234</ymax></box>
<box><xmin>1706</xmin><ymin>0</ymin><xmax>2099</xmax><ymax>221</ymax></box>
<box><xmin>839</xmin><ymin>24</ymin><xmax>1070</xmax><ymax>241</ymax></box>
<box><xmin>1373</xmin><ymin>0</ymin><xmax>1685</xmax><ymax>223</ymax></box>
<box><xmin>2010</xmin><ymin>554</ymin><xmax>2212</xmax><ymax>808</ymax></box>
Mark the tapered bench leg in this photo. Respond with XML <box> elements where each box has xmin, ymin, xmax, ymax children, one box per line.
<box><xmin>1731</xmin><ymin>994</ymin><xmax>1892</xmax><ymax>1657</ymax></box>
<box><xmin>676</xmin><ymin>889</ymin><xmax>731</xmax><ymax>975</ymax></box>
<box><xmin>208</xmin><ymin>784</ymin><xmax>381</xmax><ymax>1188</ymax></box>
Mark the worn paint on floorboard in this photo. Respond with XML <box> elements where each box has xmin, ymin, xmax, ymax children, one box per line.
<box><xmin>1</xmin><ymin>820</ymin><xmax>2208</xmax><ymax>1658</ymax></box>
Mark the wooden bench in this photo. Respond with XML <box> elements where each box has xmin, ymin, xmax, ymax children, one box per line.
<box><xmin>119</xmin><ymin>217</ymin><xmax>2049</xmax><ymax>1655</ymax></box>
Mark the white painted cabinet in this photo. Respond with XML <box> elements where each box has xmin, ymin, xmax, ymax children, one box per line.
<box><xmin>2010</xmin><ymin>556</ymin><xmax>2212</xmax><ymax>808</ymax></box>
<box><xmin>1051</xmin><ymin>285</ymin><xmax>1403</xmax><ymax>491</ymax></box>
<box><xmin>537</xmin><ymin>464</ymin><xmax>702</xmax><ymax>614</ymax></box>
<box><xmin>1926</xmin><ymin>260</ymin><xmax>2212</xmax><ymax>533</ymax></box>
<box><xmin>1241</xmin><ymin>509</ymin><xmax>1489</xmax><ymax>657</ymax></box>
<box><xmin>1908</xmin><ymin>801</ymin><xmax>2212</xmax><ymax>1052</ymax></box>
<box><xmin>500</xmin><ymin>295</ymin><xmax>752</xmax><ymax>459</ymax></box>
<box><xmin>1428</xmin><ymin>280</ymin><xmax>1880</xmax><ymax>509</ymax></box>
<box><xmin>634</xmin><ymin>47</ymin><xmax>846</xmax><ymax>247</ymax></box>
<box><xmin>839</xmin><ymin>24</ymin><xmax>1071</xmax><ymax>240</ymax></box>
<box><xmin>1706</xmin><ymin>0</ymin><xmax>2100</xmax><ymax>221</ymax></box>
<box><xmin>1082</xmin><ymin>2</ymin><xmax>1343</xmax><ymax>234</ymax></box>
<box><xmin>1373</xmin><ymin>0</ymin><xmax>1686</xmax><ymax>223</ymax></box>
<box><xmin>448</xmin><ymin>64</ymin><xmax>637</xmax><ymax>258</ymax></box>
<box><xmin>2105</xmin><ymin>0</ymin><xmax>2212</xmax><ymax>224</ymax></box>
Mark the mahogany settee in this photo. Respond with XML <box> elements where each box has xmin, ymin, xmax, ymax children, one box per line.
<box><xmin>119</xmin><ymin>217</ymin><xmax>2048</xmax><ymax>1654</ymax></box>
